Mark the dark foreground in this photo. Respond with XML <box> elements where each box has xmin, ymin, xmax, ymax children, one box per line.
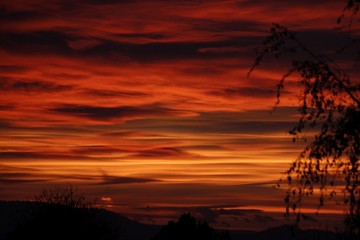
<box><xmin>0</xmin><ymin>201</ymin><xmax>350</xmax><ymax>240</ymax></box>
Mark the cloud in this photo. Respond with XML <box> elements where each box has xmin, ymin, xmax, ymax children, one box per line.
<box><xmin>86</xmin><ymin>0</ymin><xmax>135</xmax><ymax>5</ymax></box>
<box><xmin>70</xmin><ymin>145</ymin><xmax>199</xmax><ymax>159</ymax></box>
<box><xmin>0</xmin><ymin>165</ymin><xmax>58</xmax><ymax>183</ymax></box>
<box><xmin>0</xmin><ymin>64</ymin><xmax>31</xmax><ymax>73</ymax></box>
<box><xmin>0</xmin><ymin>172</ymin><xmax>49</xmax><ymax>184</ymax></box>
<box><xmin>0</xmin><ymin>164</ymin><xmax>158</xmax><ymax>185</ymax></box>
<box><xmin>115</xmin><ymin>32</ymin><xmax>166</xmax><ymax>40</ymax></box>
<box><xmin>0</xmin><ymin>77</ymin><xmax>73</xmax><ymax>92</ymax></box>
<box><xmin>45</xmin><ymin>73</ymin><xmax>89</xmax><ymax>80</ymax></box>
<box><xmin>81</xmin><ymin>89</ymin><xmax>149</xmax><ymax>98</ymax></box>
<box><xmin>0</xmin><ymin>31</ymin><xmax>71</xmax><ymax>55</ymax></box>
<box><xmin>209</xmin><ymin>87</ymin><xmax>277</xmax><ymax>98</ymax></box>
<box><xmin>0</xmin><ymin>105</ymin><xmax>14</xmax><ymax>111</ymax></box>
<box><xmin>71</xmin><ymin>145</ymin><xmax>122</xmax><ymax>155</ymax></box>
<box><xmin>117</xmin><ymin>110</ymin><xmax>297</xmax><ymax>134</ymax></box>
<box><xmin>0</xmin><ymin>5</ymin><xmax>49</xmax><ymax>23</ymax></box>
<box><xmin>0</xmin><ymin>151</ymin><xmax>91</xmax><ymax>160</ymax></box>
<box><xmin>51</xmin><ymin>104</ymin><xmax>195</xmax><ymax>121</ymax></box>
<box><xmin>67</xmin><ymin>38</ymin><xmax>103</xmax><ymax>50</ymax></box>
<box><xmin>131</xmin><ymin>147</ymin><xmax>197</xmax><ymax>159</ymax></box>
<box><xmin>97</xmin><ymin>174</ymin><xmax>158</xmax><ymax>185</ymax></box>
<box><xmin>0</xmin><ymin>28</ymin><xmax>254</xmax><ymax>63</ymax></box>
<box><xmin>0</xmin><ymin>151</ymin><xmax>54</xmax><ymax>159</ymax></box>
<box><xmin>198</xmin><ymin>46</ymin><xmax>246</xmax><ymax>54</ymax></box>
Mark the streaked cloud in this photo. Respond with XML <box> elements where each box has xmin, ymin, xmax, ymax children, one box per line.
<box><xmin>51</xmin><ymin>104</ymin><xmax>196</xmax><ymax>121</ymax></box>
<box><xmin>0</xmin><ymin>77</ymin><xmax>73</xmax><ymax>92</ymax></box>
<box><xmin>97</xmin><ymin>174</ymin><xmax>159</xmax><ymax>185</ymax></box>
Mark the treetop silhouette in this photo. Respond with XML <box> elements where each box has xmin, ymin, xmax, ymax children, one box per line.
<box><xmin>34</xmin><ymin>184</ymin><xmax>89</xmax><ymax>208</ymax></box>
<box><xmin>249</xmin><ymin>0</ymin><xmax>360</xmax><ymax>236</ymax></box>
<box><xmin>152</xmin><ymin>213</ymin><xmax>231</xmax><ymax>240</ymax></box>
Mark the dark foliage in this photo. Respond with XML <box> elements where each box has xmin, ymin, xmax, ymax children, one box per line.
<box><xmin>248</xmin><ymin>0</ymin><xmax>360</xmax><ymax>237</ymax></box>
<box><xmin>34</xmin><ymin>184</ymin><xmax>90</xmax><ymax>208</ymax></box>
<box><xmin>152</xmin><ymin>213</ymin><xmax>231</xmax><ymax>240</ymax></box>
<box><xmin>9</xmin><ymin>186</ymin><xmax>124</xmax><ymax>240</ymax></box>
<box><xmin>9</xmin><ymin>203</ymin><xmax>121</xmax><ymax>240</ymax></box>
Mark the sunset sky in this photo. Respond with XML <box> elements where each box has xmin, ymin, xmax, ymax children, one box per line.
<box><xmin>1</xmin><ymin>0</ymin><xmax>358</xmax><ymax>230</ymax></box>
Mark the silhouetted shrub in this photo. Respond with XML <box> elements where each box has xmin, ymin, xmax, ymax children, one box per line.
<box><xmin>9</xmin><ymin>203</ymin><xmax>120</xmax><ymax>240</ymax></box>
<box><xmin>34</xmin><ymin>184</ymin><xmax>90</xmax><ymax>208</ymax></box>
<box><xmin>9</xmin><ymin>185</ymin><xmax>123</xmax><ymax>240</ymax></box>
<box><xmin>152</xmin><ymin>213</ymin><xmax>231</xmax><ymax>240</ymax></box>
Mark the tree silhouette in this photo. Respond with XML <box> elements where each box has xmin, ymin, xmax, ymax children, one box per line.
<box><xmin>152</xmin><ymin>213</ymin><xmax>231</xmax><ymax>240</ymax></box>
<box><xmin>10</xmin><ymin>185</ymin><xmax>122</xmax><ymax>240</ymax></box>
<box><xmin>34</xmin><ymin>184</ymin><xmax>89</xmax><ymax>208</ymax></box>
<box><xmin>10</xmin><ymin>205</ymin><xmax>120</xmax><ymax>240</ymax></box>
<box><xmin>249</xmin><ymin>0</ymin><xmax>360</xmax><ymax>237</ymax></box>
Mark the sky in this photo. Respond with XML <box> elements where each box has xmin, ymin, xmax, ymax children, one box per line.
<box><xmin>0</xmin><ymin>0</ymin><xmax>358</xmax><ymax>230</ymax></box>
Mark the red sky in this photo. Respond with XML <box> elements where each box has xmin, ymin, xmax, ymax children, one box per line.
<box><xmin>0</xmin><ymin>0</ymin><xmax>357</xmax><ymax>230</ymax></box>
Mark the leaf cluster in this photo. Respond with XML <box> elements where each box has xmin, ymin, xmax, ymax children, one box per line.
<box><xmin>249</xmin><ymin>10</ymin><xmax>360</xmax><ymax>234</ymax></box>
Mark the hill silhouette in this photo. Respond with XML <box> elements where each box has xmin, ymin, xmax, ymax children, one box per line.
<box><xmin>0</xmin><ymin>201</ymin><xmax>349</xmax><ymax>240</ymax></box>
<box><xmin>0</xmin><ymin>201</ymin><xmax>159</xmax><ymax>240</ymax></box>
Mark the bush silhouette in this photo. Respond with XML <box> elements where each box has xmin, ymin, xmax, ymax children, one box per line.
<box><xmin>10</xmin><ymin>203</ymin><xmax>120</xmax><ymax>240</ymax></box>
<box><xmin>10</xmin><ymin>186</ymin><xmax>122</xmax><ymax>240</ymax></box>
<box><xmin>34</xmin><ymin>184</ymin><xmax>89</xmax><ymax>208</ymax></box>
<box><xmin>152</xmin><ymin>213</ymin><xmax>231</xmax><ymax>240</ymax></box>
